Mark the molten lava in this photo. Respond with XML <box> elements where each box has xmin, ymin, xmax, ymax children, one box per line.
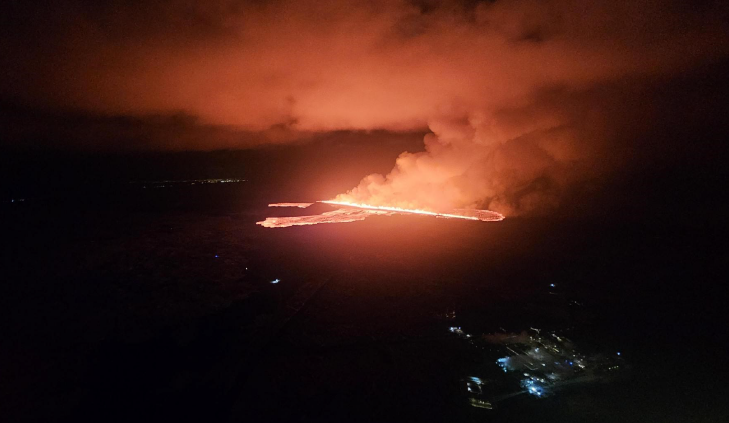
<box><xmin>320</xmin><ymin>201</ymin><xmax>504</xmax><ymax>222</ymax></box>
<box><xmin>257</xmin><ymin>208</ymin><xmax>391</xmax><ymax>228</ymax></box>
<box><xmin>256</xmin><ymin>200</ymin><xmax>504</xmax><ymax>228</ymax></box>
<box><xmin>268</xmin><ymin>203</ymin><xmax>314</xmax><ymax>208</ymax></box>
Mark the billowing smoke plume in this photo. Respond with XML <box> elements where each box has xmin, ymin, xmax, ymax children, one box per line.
<box><xmin>2</xmin><ymin>0</ymin><xmax>728</xmax><ymax>214</ymax></box>
<box><xmin>334</xmin><ymin>111</ymin><xmax>587</xmax><ymax>214</ymax></box>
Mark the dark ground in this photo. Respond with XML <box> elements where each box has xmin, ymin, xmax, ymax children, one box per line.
<box><xmin>1</xmin><ymin>178</ymin><xmax>728</xmax><ymax>422</ymax></box>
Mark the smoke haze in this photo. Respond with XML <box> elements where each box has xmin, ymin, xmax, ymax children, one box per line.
<box><xmin>2</xmin><ymin>0</ymin><xmax>729</xmax><ymax>213</ymax></box>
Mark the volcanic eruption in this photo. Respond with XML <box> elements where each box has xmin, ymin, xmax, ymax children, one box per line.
<box><xmin>256</xmin><ymin>200</ymin><xmax>504</xmax><ymax>228</ymax></box>
<box><xmin>4</xmin><ymin>1</ymin><xmax>725</xmax><ymax>227</ymax></box>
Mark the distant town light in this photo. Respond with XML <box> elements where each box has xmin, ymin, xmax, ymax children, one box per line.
<box><xmin>271</xmin><ymin>278</ymin><xmax>280</xmax><ymax>284</ymax></box>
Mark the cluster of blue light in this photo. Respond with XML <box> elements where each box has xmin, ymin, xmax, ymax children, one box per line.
<box><xmin>457</xmin><ymin>327</ymin><xmax>625</xmax><ymax>407</ymax></box>
<box><xmin>521</xmin><ymin>377</ymin><xmax>547</xmax><ymax>397</ymax></box>
<box><xmin>496</xmin><ymin>357</ymin><xmax>509</xmax><ymax>373</ymax></box>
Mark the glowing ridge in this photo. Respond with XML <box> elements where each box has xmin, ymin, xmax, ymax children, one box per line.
<box><xmin>320</xmin><ymin>200</ymin><xmax>505</xmax><ymax>222</ymax></box>
<box><xmin>257</xmin><ymin>208</ymin><xmax>388</xmax><ymax>228</ymax></box>
<box><xmin>257</xmin><ymin>200</ymin><xmax>504</xmax><ymax>228</ymax></box>
<box><xmin>268</xmin><ymin>202</ymin><xmax>314</xmax><ymax>208</ymax></box>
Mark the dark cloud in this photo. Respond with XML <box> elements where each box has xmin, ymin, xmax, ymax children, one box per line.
<box><xmin>0</xmin><ymin>101</ymin><xmax>304</xmax><ymax>151</ymax></box>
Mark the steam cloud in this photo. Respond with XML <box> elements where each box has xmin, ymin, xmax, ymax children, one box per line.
<box><xmin>334</xmin><ymin>112</ymin><xmax>586</xmax><ymax>214</ymax></box>
<box><xmin>2</xmin><ymin>0</ymin><xmax>728</xmax><ymax>214</ymax></box>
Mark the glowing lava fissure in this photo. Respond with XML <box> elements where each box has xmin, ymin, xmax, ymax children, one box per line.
<box><xmin>268</xmin><ymin>203</ymin><xmax>314</xmax><ymax>208</ymax></box>
<box><xmin>256</xmin><ymin>200</ymin><xmax>504</xmax><ymax>228</ymax></box>
<box><xmin>320</xmin><ymin>201</ymin><xmax>505</xmax><ymax>222</ymax></box>
<box><xmin>257</xmin><ymin>208</ymin><xmax>390</xmax><ymax>228</ymax></box>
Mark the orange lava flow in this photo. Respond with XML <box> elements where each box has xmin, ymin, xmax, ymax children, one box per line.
<box><xmin>256</xmin><ymin>200</ymin><xmax>504</xmax><ymax>228</ymax></box>
<box><xmin>320</xmin><ymin>201</ymin><xmax>505</xmax><ymax>222</ymax></box>
<box><xmin>268</xmin><ymin>202</ymin><xmax>314</xmax><ymax>208</ymax></box>
<box><xmin>257</xmin><ymin>208</ymin><xmax>390</xmax><ymax>228</ymax></box>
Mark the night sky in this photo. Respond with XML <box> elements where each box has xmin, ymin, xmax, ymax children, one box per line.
<box><xmin>2</xmin><ymin>0</ymin><xmax>729</xmax><ymax>216</ymax></box>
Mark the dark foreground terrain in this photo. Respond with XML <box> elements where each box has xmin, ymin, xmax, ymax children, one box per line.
<box><xmin>2</xmin><ymin>182</ymin><xmax>728</xmax><ymax>422</ymax></box>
